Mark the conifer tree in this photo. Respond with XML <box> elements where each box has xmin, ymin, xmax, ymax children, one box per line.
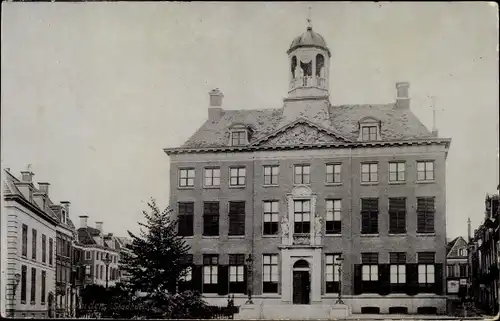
<box><xmin>120</xmin><ymin>198</ymin><xmax>191</xmax><ymax>299</ymax></box>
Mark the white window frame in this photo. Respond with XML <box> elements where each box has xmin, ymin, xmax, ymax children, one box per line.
<box><xmin>263</xmin><ymin>255</ymin><xmax>278</xmax><ymax>283</ymax></box>
<box><xmin>204</xmin><ymin>167</ymin><xmax>220</xmax><ymax>187</ymax></box>
<box><xmin>179</xmin><ymin>168</ymin><xmax>195</xmax><ymax>187</ymax></box>
<box><xmin>417</xmin><ymin>161</ymin><xmax>435</xmax><ymax>181</ymax></box>
<box><xmin>390</xmin><ymin>265</ymin><xmax>406</xmax><ymax>284</ymax></box>
<box><xmin>229</xmin><ymin>266</ymin><xmax>244</xmax><ymax>282</ymax></box>
<box><xmin>326</xmin><ymin>254</ymin><xmax>341</xmax><ymax>282</ymax></box>
<box><xmin>389</xmin><ymin>162</ymin><xmax>406</xmax><ymax>182</ymax></box>
<box><xmin>361</xmin><ymin>163</ymin><xmax>378</xmax><ymax>183</ymax></box>
<box><xmin>362</xmin><ymin>265</ymin><xmax>378</xmax><ymax>281</ymax></box>
<box><xmin>326</xmin><ymin>199</ymin><xmax>341</xmax><ymax>234</ymax></box>
<box><xmin>418</xmin><ymin>264</ymin><xmax>435</xmax><ymax>284</ymax></box>
<box><xmin>263</xmin><ymin>201</ymin><xmax>279</xmax><ymax>235</ymax></box>
<box><xmin>326</xmin><ymin>164</ymin><xmax>341</xmax><ymax>184</ymax></box>
<box><xmin>231</xmin><ymin>130</ymin><xmax>247</xmax><ymax>146</ymax></box>
<box><xmin>229</xmin><ymin>167</ymin><xmax>246</xmax><ymax>187</ymax></box>
<box><xmin>203</xmin><ymin>266</ymin><xmax>218</xmax><ymax>285</ymax></box>
<box><xmin>294</xmin><ymin>164</ymin><xmax>311</xmax><ymax>184</ymax></box>
<box><xmin>263</xmin><ymin>165</ymin><xmax>279</xmax><ymax>186</ymax></box>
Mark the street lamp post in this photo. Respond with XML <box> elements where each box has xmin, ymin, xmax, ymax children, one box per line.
<box><xmin>335</xmin><ymin>255</ymin><xmax>344</xmax><ymax>305</ymax></box>
<box><xmin>10</xmin><ymin>273</ymin><xmax>21</xmax><ymax>317</ymax></box>
<box><xmin>103</xmin><ymin>254</ymin><xmax>112</xmax><ymax>289</ymax></box>
<box><xmin>245</xmin><ymin>254</ymin><xmax>253</xmax><ymax>304</ymax></box>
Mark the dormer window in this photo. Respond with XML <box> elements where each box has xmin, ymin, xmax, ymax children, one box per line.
<box><xmin>231</xmin><ymin>131</ymin><xmax>247</xmax><ymax>146</ymax></box>
<box><xmin>61</xmin><ymin>209</ymin><xmax>66</xmax><ymax>224</ymax></box>
<box><xmin>229</xmin><ymin>123</ymin><xmax>251</xmax><ymax>146</ymax></box>
<box><xmin>358</xmin><ymin>117</ymin><xmax>381</xmax><ymax>141</ymax></box>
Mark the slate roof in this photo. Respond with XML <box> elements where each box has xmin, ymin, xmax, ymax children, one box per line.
<box><xmin>3</xmin><ymin>169</ymin><xmax>59</xmax><ymax>222</ymax></box>
<box><xmin>177</xmin><ymin>101</ymin><xmax>440</xmax><ymax>150</ymax></box>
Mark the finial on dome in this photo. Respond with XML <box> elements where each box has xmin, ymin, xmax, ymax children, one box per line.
<box><xmin>307</xmin><ymin>6</ymin><xmax>312</xmax><ymax>30</ymax></box>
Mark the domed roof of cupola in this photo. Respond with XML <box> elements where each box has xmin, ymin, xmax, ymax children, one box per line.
<box><xmin>287</xmin><ymin>26</ymin><xmax>331</xmax><ymax>57</ymax></box>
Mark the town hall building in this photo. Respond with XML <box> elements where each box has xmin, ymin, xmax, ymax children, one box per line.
<box><xmin>164</xmin><ymin>21</ymin><xmax>451</xmax><ymax>316</ymax></box>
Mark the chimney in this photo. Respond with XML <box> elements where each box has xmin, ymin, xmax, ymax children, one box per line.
<box><xmin>208</xmin><ymin>88</ymin><xmax>223</xmax><ymax>119</ymax></box>
<box><xmin>395</xmin><ymin>82</ymin><xmax>410</xmax><ymax>109</ymax></box>
<box><xmin>20</xmin><ymin>171</ymin><xmax>34</xmax><ymax>183</ymax></box>
<box><xmin>96</xmin><ymin>221</ymin><xmax>103</xmax><ymax>233</ymax></box>
<box><xmin>79</xmin><ymin>215</ymin><xmax>88</xmax><ymax>229</ymax></box>
<box><xmin>61</xmin><ymin>201</ymin><xmax>70</xmax><ymax>220</ymax></box>
<box><xmin>467</xmin><ymin>218</ymin><xmax>472</xmax><ymax>243</ymax></box>
<box><xmin>38</xmin><ymin>182</ymin><xmax>50</xmax><ymax>196</ymax></box>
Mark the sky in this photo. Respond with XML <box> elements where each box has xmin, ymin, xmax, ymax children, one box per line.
<box><xmin>1</xmin><ymin>2</ymin><xmax>498</xmax><ymax>240</ymax></box>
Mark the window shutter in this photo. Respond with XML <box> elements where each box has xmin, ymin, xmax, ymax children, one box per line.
<box><xmin>218</xmin><ymin>265</ymin><xmax>229</xmax><ymax>295</ymax></box>
<box><xmin>192</xmin><ymin>265</ymin><xmax>203</xmax><ymax>293</ymax></box>
<box><xmin>406</xmin><ymin>264</ymin><xmax>418</xmax><ymax>296</ymax></box>
<box><xmin>354</xmin><ymin>264</ymin><xmax>362</xmax><ymax>295</ymax></box>
<box><xmin>434</xmin><ymin>263</ymin><xmax>443</xmax><ymax>295</ymax></box>
<box><xmin>378</xmin><ymin>264</ymin><xmax>390</xmax><ymax>296</ymax></box>
<box><xmin>242</xmin><ymin>265</ymin><xmax>248</xmax><ymax>295</ymax></box>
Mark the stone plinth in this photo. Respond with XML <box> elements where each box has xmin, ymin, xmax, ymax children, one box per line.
<box><xmin>235</xmin><ymin>303</ymin><xmax>352</xmax><ymax>320</ymax></box>
<box><xmin>330</xmin><ymin>304</ymin><xmax>351</xmax><ymax>319</ymax></box>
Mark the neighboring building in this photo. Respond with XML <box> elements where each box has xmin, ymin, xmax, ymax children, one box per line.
<box><xmin>163</xmin><ymin>21</ymin><xmax>451</xmax><ymax>314</ymax></box>
<box><xmin>470</xmin><ymin>193</ymin><xmax>500</xmax><ymax>315</ymax></box>
<box><xmin>3</xmin><ymin>169</ymin><xmax>58</xmax><ymax>318</ymax></box>
<box><xmin>75</xmin><ymin>216</ymin><xmax>121</xmax><ymax>288</ymax></box>
<box><xmin>445</xmin><ymin>236</ymin><xmax>469</xmax><ymax>296</ymax></box>
<box><xmin>115</xmin><ymin>236</ymin><xmax>133</xmax><ymax>283</ymax></box>
<box><xmin>51</xmin><ymin>201</ymin><xmax>77</xmax><ymax>317</ymax></box>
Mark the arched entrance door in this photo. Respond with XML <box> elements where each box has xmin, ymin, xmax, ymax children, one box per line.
<box><xmin>292</xmin><ymin>259</ymin><xmax>310</xmax><ymax>304</ymax></box>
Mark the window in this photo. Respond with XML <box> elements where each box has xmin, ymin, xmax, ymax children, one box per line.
<box><xmin>231</xmin><ymin>131</ymin><xmax>246</xmax><ymax>146</ymax></box>
<box><xmin>49</xmin><ymin>238</ymin><xmax>53</xmax><ymax>265</ymax></box>
<box><xmin>417</xmin><ymin>161</ymin><xmax>434</xmax><ymax>181</ymax></box>
<box><xmin>390</xmin><ymin>252</ymin><xmax>406</xmax><ymax>291</ymax></box>
<box><xmin>326</xmin><ymin>164</ymin><xmax>341</xmax><ymax>184</ymax></box>
<box><xmin>418</xmin><ymin>252</ymin><xmax>435</xmax><ymax>291</ymax></box>
<box><xmin>361</xmin><ymin>253</ymin><xmax>379</xmax><ymax>281</ymax></box>
<box><xmin>361</xmin><ymin>198</ymin><xmax>378</xmax><ymax>234</ymax></box>
<box><xmin>294</xmin><ymin>200</ymin><xmax>311</xmax><ymax>234</ymax></box>
<box><xmin>41</xmin><ymin>270</ymin><xmax>46</xmax><ymax>304</ymax></box>
<box><xmin>85</xmin><ymin>250</ymin><xmax>91</xmax><ymax>260</ymax></box>
<box><xmin>263</xmin><ymin>201</ymin><xmax>279</xmax><ymax>235</ymax></box>
<box><xmin>325</xmin><ymin>200</ymin><xmax>341</xmax><ymax>234</ymax></box>
<box><xmin>204</xmin><ymin>168</ymin><xmax>220</xmax><ymax>187</ymax></box>
<box><xmin>22</xmin><ymin>224</ymin><xmax>28</xmax><ymax>257</ymax></box>
<box><xmin>229</xmin><ymin>254</ymin><xmax>245</xmax><ymax>293</ymax></box>
<box><xmin>263</xmin><ymin>254</ymin><xmax>278</xmax><ymax>293</ymax></box>
<box><xmin>229</xmin><ymin>201</ymin><xmax>245</xmax><ymax>236</ymax></box>
<box><xmin>325</xmin><ymin>254</ymin><xmax>341</xmax><ymax>293</ymax></box>
<box><xmin>179</xmin><ymin>168</ymin><xmax>195</xmax><ymax>187</ymax></box>
<box><xmin>361</xmin><ymin>126</ymin><xmax>377</xmax><ymax>141</ymax></box>
<box><xmin>417</xmin><ymin>197</ymin><xmax>435</xmax><ymax>233</ymax></box>
<box><xmin>30</xmin><ymin>267</ymin><xmax>36</xmax><ymax>304</ymax></box>
<box><xmin>294</xmin><ymin>165</ymin><xmax>310</xmax><ymax>184</ymax></box>
<box><xmin>389</xmin><ymin>162</ymin><xmax>405</xmax><ymax>182</ymax></box>
<box><xmin>389</xmin><ymin>198</ymin><xmax>406</xmax><ymax>234</ymax></box>
<box><xmin>230</xmin><ymin>167</ymin><xmax>246</xmax><ymax>186</ymax></box>
<box><xmin>32</xmin><ymin>229</ymin><xmax>37</xmax><ymax>260</ymax></box>
<box><xmin>21</xmin><ymin>265</ymin><xmax>27</xmax><ymax>303</ymax></box>
<box><xmin>100</xmin><ymin>265</ymin><xmax>104</xmax><ymax>280</ymax></box>
<box><xmin>447</xmin><ymin>265</ymin><xmax>454</xmax><ymax>277</ymax></box>
<box><xmin>41</xmin><ymin>235</ymin><xmax>46</xmax><ymax>263</ymax></box>
<box><xmin>263</xmin><ymin>165</ymin><xmax>279</xmax><ymax>185</ymax></box>
<box><xmin>203</xmin><ymin>202</ymin><xmax>219</xmax><ymax>236</ymax></box>
<box><xmin>459</xmin><ymin>265</ymin><xmax>467</xmax><ymax>277</ymax></box>
<box><xmin>177</xmin><ymin>202</ymin><xmax>194</xmax><ymax>236</ymax></box>
<box><xmin>361</xmin><ymin>163</ymin><xmax>378</xmax><ymax>183</ymax></box>
<box><xmin>180</xmin><ymin>254</ymin><xmax>193</xmax><ymax>282</ymax></box>
<box><xmin>203</xmin><ymin>255</ymin><xmax>218</xmax><ymax>293</ymax></box>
